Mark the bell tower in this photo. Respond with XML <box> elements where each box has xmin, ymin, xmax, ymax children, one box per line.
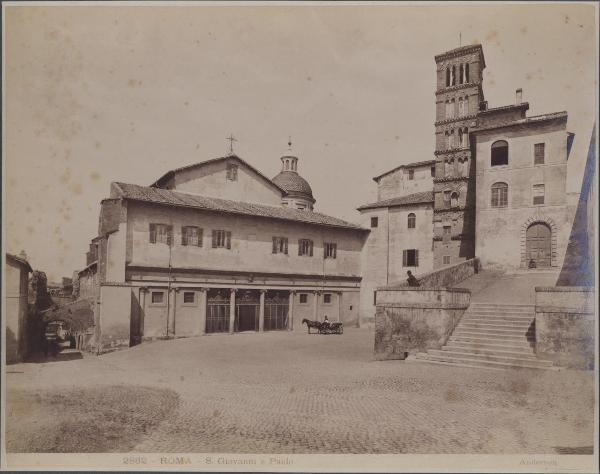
<box><xmin>432</xmin><ymin>44</ymin><xmax>486</xmax><ymax>267</ymax></box>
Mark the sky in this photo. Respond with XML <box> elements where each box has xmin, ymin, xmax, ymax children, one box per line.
<box><xmin>3</xmin><ymin>2</ymin><xmax>597</xmax><ymax>281</ymax></box>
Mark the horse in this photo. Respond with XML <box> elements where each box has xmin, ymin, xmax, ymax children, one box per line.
<box><xmin>302</xmin><ymin>318</ymin><xmax>322</xmax><ymax>334</ymax></box>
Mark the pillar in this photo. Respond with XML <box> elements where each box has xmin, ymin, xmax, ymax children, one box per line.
<box><xmin>288</xmin><ymin>291</ymin><xmax>295</xmax><ymax>331</ymax></box>
<box><xmin>171</xmin><ymin>288</ymin><xmax>179</xmax><ymax>336</ymax></box>
<box><xmin>337</xmin><ymin>291</ymin><xmax>341</xmax><ymax>322</ymax></box>
<box><xmin>198</xmin><ymin>288</ymin><xmax>207</xmax><ymax>335</ymax></box>
<box><xmin>139</xmin><ymin>287</ymin><xmax>147</xmax><ymax>337</ymax></box>
<box><xmin>313</xmin><ymin>291</ymin><xmax>320</xmax><ymax>321</ymax></box>
<box><xmin>259</xmin><ymin>290</ymin><xmax>266</xmax><ymax>332</ymax></box>
<box><xmin>229</xmin><ymin>289</ymin><xmax>236</xmax><ymax>334</ymax></box>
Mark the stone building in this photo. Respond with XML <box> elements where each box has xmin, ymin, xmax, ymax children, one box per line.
<box><xmin>358</xmin><ymin>43</ymin><xmax>576</xmax><ymax>319</ymax></box>
<box><xmin>79</xmin><ymin>152</ymin><xmax>368</xmax><ymax>350</ymax></box>
<box><xmin>5</xmin><ymin>253</ymin><xmax>32</xmax><ymax>363</ymax></box>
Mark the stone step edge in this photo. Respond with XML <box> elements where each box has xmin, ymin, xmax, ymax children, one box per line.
<box><xmin>427</xmin><ymin>349</ymin><xmax>553</xmax><ymax>366</ymax></box>
<box><xmin>446</xmin><ymin>340</ymin><xmax>534</xmax><ymax>352</ymax></box>
<box><xmin>441</xmin><ymin>345</ymin><xmax>535</xmax><ymax>358</ymax></box>
<box><xmin>412</xmin><ymin>355</ymin><xmax>507</xmax><ymax>371</ymax></box>
<box><xmin>449</xmin><ymin>336</ymin><xmax>533</xmax><ymax>347</ymax></box>
<box><xmin>416</xmin><ymin>353</ymin><xmax>557</xmax><ymax>371</ymax></box>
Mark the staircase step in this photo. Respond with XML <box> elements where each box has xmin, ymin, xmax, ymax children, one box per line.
<box><xmin>441</xmin><ymin>345</ymin><xmax>536</xmax><ymax>359</ymax></box>
<box><xmin>453</xmin><ymin>327</ymin><xmax>529</xmax><ymax>337</ymax></box>
<box><xmin>418</xmin><ymin>352</ymin><xmax>555</xmax><ymax>370</ymax></box>
<box><xmin>463</xmin><ymin>317</ymin><xmax>533</xmax><ymax>325</ymax></box>
<box><xmin>460</xmin><ymin>321</ymin><xmax>531</xmax><ymax>330</ymax></box>
<box><xmin>446</xmin><ymin>340</ymin><xmax>534</xmax><ymax>353</ymax></box>
<box><xmin>470</xmin><ymin>304</ymin><xmax>534</xmax><ymax>309</ymax></box>
<box><xmin>427</xmin><ymin>350</ymin><xmax>550</xmax><ymax>367</ymax></box>
<box><xmin>465</xmin><ymin>310</ymin><xmax>534</xmax><ymax>317</ymax></box>
<box><xmin>450</xmin><ymin>335</ymin><xmax>532</xmax><ymax>347</ymax></box>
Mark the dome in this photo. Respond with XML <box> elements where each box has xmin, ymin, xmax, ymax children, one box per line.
<box><xmin>272</xmin><ymin>170</ymin><xmax>314</xmax><ymax>200</ymax></box>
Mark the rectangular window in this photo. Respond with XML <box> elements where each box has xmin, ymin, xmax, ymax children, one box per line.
<box><xmin>298</xmin><ymin>239</ymin><xmax>314</xmax><ymax>257</ymax></box>
<box><xmin>534</xmin><ymin>143</ymin><xmax>545</xmax><ymax>165</ymax></box>
<box><xmin>272</xmin><ymin>236</ymin><xmax>289</xmax><ymax>255</ymax></box>
<box><xmin>533</xmin><ymin>184</ymin><xmax>545</xmax><ymax>205</ymax></box>
<box><xmin>323</xmin><ymin>293</ymin><xmax>332</xmax><ymax>304</ymax></box>
<box><xmin>226</xmin><ymin>164</ymin><xmax>238</xmax><ymax>181</ymax></box>
<box><xmin>431</xmin><ymin>166</ymin><xmax>436</xmax><ymax>177</ymax></box>
<box><xmin>149</xmin><ymin>224</ymin><xmax>172</xmax><ymax>245</ymax></box>
<box><xmin>402</xmin><ymin>249</ymin><xmax>419</xmax><ymax>267</ymax></box>
<box><xmin>408</xmin><ymin>169</ymin><xmax>414</xmax><ymax>180</ymax></box>
<box><xmin>324</xmin><ymin>242</ymin><xmax>337</xmax><ymax>259</ymax></box>
<box><xmin>181</xmin><ymin>226</ymin><xmax>203</xmax><ymax>246</ymax></box>
<box><xmin>371</xmin><ymin>217</ymin><xmax>378</xmax><ymax>228</ymax></box>
<box><xmin>212</xmin><ymin>230</ymin><xmax>232</xmax><ymax>249</ymax></box>
<box><xmin>299</xmin><ymin>294</ymin><xmax>308</xmax><ymax>304</ymax></box>
<box><xmin>183</xmin><ymin>291</ymin><xmax>195</xmax><ymax>304</ymax></box>
<box><xmin>443</xmin><ymin>255</ymin><xmax>451</xmax><ymax>265</ymax></box>
<box><xmin>151</xmin><ymin>291</ymin><xmax>164</xmax><ymax>304</ymax></box>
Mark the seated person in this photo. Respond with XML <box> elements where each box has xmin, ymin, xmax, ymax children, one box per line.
<box><xmin>406</xmin><ymin>270</ymin><xmax>420</xmax><ymax>287</ymax></box>
<box><xmin>322</xmin><ymin>315</ymin><xmax>331</xmax><ymax>328</ymax></box>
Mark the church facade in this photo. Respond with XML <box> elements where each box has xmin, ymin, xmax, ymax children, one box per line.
<box><xmin>81</xmin><ymin>152</ymin><xmax>367</xmax><ymax>349</ymax></box>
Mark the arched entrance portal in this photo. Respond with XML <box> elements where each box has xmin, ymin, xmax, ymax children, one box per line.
<box><xmin>526</xmin><ymin>223</ymin><xmax>551</xmax><ymax>267</ymax></box>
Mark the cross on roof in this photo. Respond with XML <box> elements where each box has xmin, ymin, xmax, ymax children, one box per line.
<box><xmin>226</xmin><ymin>133</ymin><xmax>237</xmax><ymax>154</ymax></box>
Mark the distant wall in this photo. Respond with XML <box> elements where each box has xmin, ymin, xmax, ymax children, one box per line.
<box><xmin>535</xmin><ymin>286</ymin><xmax>595</xmax><ymax>369</ymax></box>
<box><xmin>395</xmin><ymin>257</ymin><xmax>480</xmax><ymax>289</ymax></box>
<box><xmin>374</xmin><ymin>287</ymin><xmax>470</xmax><ymax>360</ymax></box>
<box><xmin>98</xmin><ymin>285</ymin><xmax>132</xmax><ymax>352</ymax></box>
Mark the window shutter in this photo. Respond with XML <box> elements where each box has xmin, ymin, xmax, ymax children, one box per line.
<box><xmin>415</xmin><ymin>250</ymin><xmax>419</xmax><ymax>267</ymax></box>
<box><xmin>272</xmin><ymin>237</ymin><xmax>277</xmax><ymax>254</ymax></box>
<box><xmin>181</xmin><ymin>227</ymin><xmax>188</xmax><ymax>246</ymax></box>
<box><xmin>212</xmin><ymin>230</ymin><xmax>217</xmax><ymax>248</ymax></box>
<box><xmin>284</xmin><ymin>238</ymin><xmax>288</xmax><ymax>255</ymax></box>
<box><xmin>298</xmin><ymin>240</ymin><xmax>302</xmax><ymax>256</ymax></box>
<box><xmin>167</xmin><ymin>225</ymin><xmax>173</xmax><ymax>246</ymax></box>
<box><xmin>403</xmin><ymin>250</ymin><xmax>407</xmax><ymax>267</ymax></box>
<box><xmin>198</xmin><ymin>229</ymin><xmax>203</xmax><ymax>247</ymax></box>
<box><xmin>226</xmin><ymin>231</ymin><xmax>231</xmax><ymax>249</ymax></box>
<box><xmin>149</xmin><ymin>224</ymin><xmax>156</xmax><ymax>244</ymax></box>
<box><xmin>309</xmin><ymin>240</ymin><xmax>313</xmax><ymax>257</ymax></box>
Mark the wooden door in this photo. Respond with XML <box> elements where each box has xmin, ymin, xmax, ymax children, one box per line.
<box><xmin>526</xmin><ymin>223</ymin><xmax>551</xmax><ymax>267</ymax></box>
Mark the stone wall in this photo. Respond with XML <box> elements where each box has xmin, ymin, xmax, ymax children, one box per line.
<box><xmin>394</xmin><ymin>257</ymin><xmax>480</xmax><ymax>289</ymax></box>
<box><xmin>535</xmin><ymin>286</ymin><xmax>595</xmax><ymax>369</ymax></box>
<box><xmin>374</xmin><ymin>287</ymin><xmax>470</xmax><ymax>360</ymax></box>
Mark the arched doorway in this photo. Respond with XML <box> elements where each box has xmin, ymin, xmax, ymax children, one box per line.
<box><xmin>526</xmin><ymin>223</ymin><xmax>551</xmax><ymax>267</ymax></box>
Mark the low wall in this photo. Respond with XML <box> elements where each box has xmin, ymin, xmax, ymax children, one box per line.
<box><xmin>98</xmin><ymin>284</ymin><xmax>133</xmax><ymax>353</ymax></box>
<box><xmin>535</xmin><ymin>286</ymin><xmax>595</xmax><ymax>369</ymax></box>
<box><xmin>374</xmin><ymin>287</ymin><xmax>471</xmax><ymax>360</ymax></box>
<box><xmin>395</xmin><ymin>258</ymin><xmax>480</xmax><ymax>289</ymax></box>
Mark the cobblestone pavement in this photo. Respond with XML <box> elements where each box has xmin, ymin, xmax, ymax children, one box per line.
<box><xmin>6</xmin><ymin>328</ymin><xmax>595</xmax><ymax>454</ymax></box>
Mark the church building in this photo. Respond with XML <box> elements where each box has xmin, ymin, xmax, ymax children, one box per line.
<box><xmin>80</xmin><ymin>149</ymin><xmax>368</xmax><ymax>350</ymax></box>
<box><xmin>358</xmin><ymin>43</ymin><xmax>575</xmax><ymax>319</ymax></box>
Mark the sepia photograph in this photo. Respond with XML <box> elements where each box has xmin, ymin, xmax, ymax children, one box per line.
<box><xmin>1</xmin><ymin>1</ymin><xmax>598</xmax><ymax>472</ymax></box>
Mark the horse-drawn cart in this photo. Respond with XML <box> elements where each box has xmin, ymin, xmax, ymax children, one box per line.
<box><xmin>302</xmin><ymin>319</ymin><xmax>343</xmax><ymax>334</ymax></box>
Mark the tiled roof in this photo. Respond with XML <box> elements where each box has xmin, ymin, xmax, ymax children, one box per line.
<box><xmin>473</xmin><ymin>111</ymin><xmax>568</xmax><ymax>133</ymax></box>
<box><xmin>373</xmin><ymin>160</ymin><xmax>436</xmax><ymax>182</ymax></box>
<box><xmin>150</xmin><ymin>154</ymin><xmax>287</xmax><ymax>195</ymax></box>
<box><xmin>6</xmin><ymin>253</ymin><xmax>32</xmax><ymax>272</ymax></box>
<box><xmin>113</xmin><ymin>182</ymin><xmax>366</xmax><ymax>231</ymax></box>
<box><xmin>479</xmin><ymin>102</ymin><xmax>529</xmax><ymax>115</ymax></box>
<box><xmin>357</xmin><ymin>191</ymin><xmax>434</xmax><ymax>211</ymax></box>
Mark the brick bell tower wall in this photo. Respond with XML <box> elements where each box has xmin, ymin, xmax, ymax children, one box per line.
<box><xmin>432</xmin><ymin>45</ymin><xmax>485</xmax><ymax>268</ymax></box>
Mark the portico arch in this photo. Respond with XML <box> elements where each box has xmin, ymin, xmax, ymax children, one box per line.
<box><xmin>520</xmin><ymin>217</ymin><xmax>558</xmax><ymax>268</ymax></box>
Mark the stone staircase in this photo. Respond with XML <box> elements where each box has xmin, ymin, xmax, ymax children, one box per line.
<box><xmin>416</xmin><ymin>303</ymin><xmax>555</xmax><ymax>370</ymax></box>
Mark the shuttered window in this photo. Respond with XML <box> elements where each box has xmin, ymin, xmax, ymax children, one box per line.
<box><xmin>402</xmin><ymin>249</ymin><xmax>419</xmax><ymax>267</ymax></box>
<box><xmin>534</xmin><ymin>143</ymin><xmax>545</xmax><ymax>165</ymax></box>
<box><xmin>149</xmin><ymin>224</ymin><xmax>172</xmax><ymax>245</ymax></box>
<box><xmin>491</xmin><ymin>182</ymin><xmax>508</xmax><ymax>208</ymax></box>
<box><xmin>181</xmin><ymin>226</ymin><xmax>203</xmax><ymax>246</ymax></box>
<box><xmin>298</xmin><ymin>239</ymin><xmax>313</xmax><ymax>256</ymax></box>
<box><xmin>533</xmin><ymin>184</ymin><xmax>545</xmax><ymax>205</ymax></box>
<box><xmin>212</xmin><ymin>230</ymin><xmax>231</xmax><ymax>249</ymax></box>
<box><xmin>272</xmin><ymin>236</ymin><xmax>288</xmax><ymax>254</ymax></box>
<box><xmin>324</xmin><ymin>242</ymin><xmax>337</xmax><ymax>259</ymax></box>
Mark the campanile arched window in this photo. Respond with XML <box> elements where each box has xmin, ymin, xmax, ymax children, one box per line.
<box><xmin>450</xmin><ymin>192</ymin><xmax>459</xmax><ymax>207</ymax></box>
<box><xmin>407</xmin><ymin>213</ymin><xmax>416</xmax><ymax>229</ymax></box>
<box><xmin>465</xmin><ymin>63</ymin><xmax>470</xmax><ymax>82</ymax></box>
<box><xmin>446</xmin><ymin>67</ymin><xmax>450</xmax><ymax>87</ymax></box>
<box><xmin>491</xmin><ymin>140</ymin><xmax>509</xmax><ymax>166</ymax></box>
